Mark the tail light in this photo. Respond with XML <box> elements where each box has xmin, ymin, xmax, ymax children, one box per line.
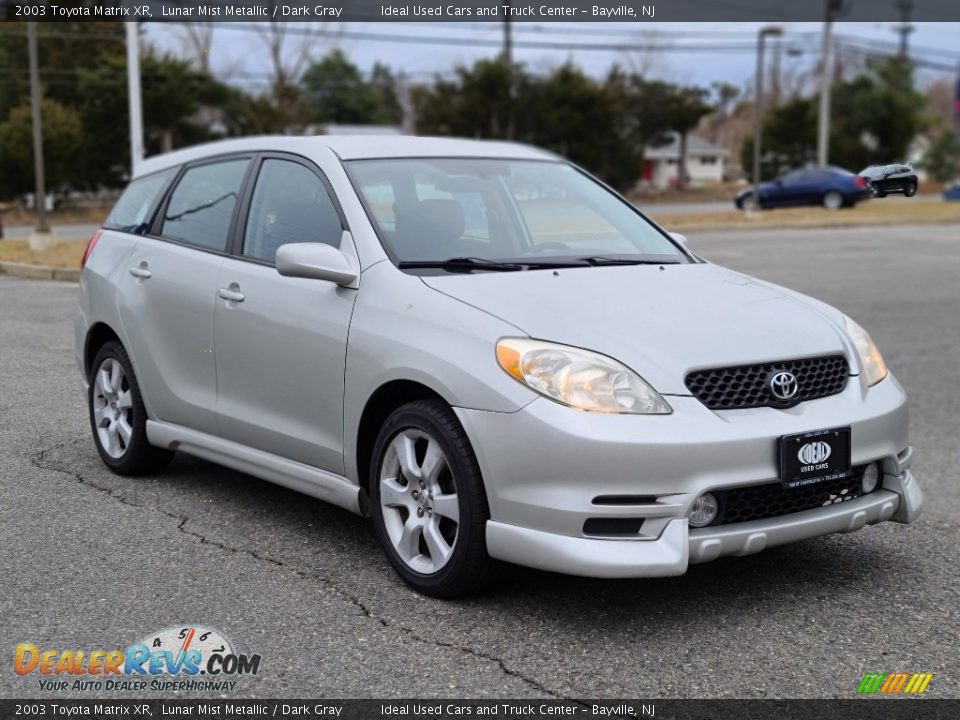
<box><xmin>854</xmin><ymin>176</ymin><xmax>867</xmax><ymax>188</ymax></box>
<box><xmin>80</xmin><ymin>229</ymin><xmax>103</xmax><ymax>268</ymax></box>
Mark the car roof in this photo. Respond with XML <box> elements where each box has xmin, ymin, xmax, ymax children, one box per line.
<box><xmin>135</xmin><ymin>135</ymin><xmax>558</xmax><ymax>178</ymax></box>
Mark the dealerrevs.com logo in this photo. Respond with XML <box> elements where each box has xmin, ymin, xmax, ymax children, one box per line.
<box><xmin>14</xmin><ymin>626</ymin><xmax>261</xmax><ymax>693</ymax></box>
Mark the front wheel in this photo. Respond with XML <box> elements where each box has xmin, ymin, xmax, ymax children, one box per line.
<box><xmin>88</xmin><ymin>341</ymin><xmax>174</xmax><ymax>475</ymax></box>
<box><xmin>370</xmin><ymin>399</ymin><xmax>492</xmax><ymax>597</ymax></box>
<box><xmin>822</xmin><ymin>191</ymin><xmax>843</xmax><ymax>210</ymax></box>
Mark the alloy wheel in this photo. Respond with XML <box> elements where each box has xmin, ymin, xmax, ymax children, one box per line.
<box><xmin>92</xmin><ymin>357</ymin><xmax>133</xmax><ymax>459</ymax></box>
<box><xmin>379</xmin><ymin>429</ymin><xmax>460</xmax><ymax>574</ymax></box>
<box><xmin>823</xmin><ymin>191</ymin><xmax>843</xmax><ymax>210</ymax></box>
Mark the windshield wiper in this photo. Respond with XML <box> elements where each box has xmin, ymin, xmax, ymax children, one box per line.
<box><xmin>577</xmin><ymin>256</ymin><xmax>682</xmax><ymax>266</ymax></box>
<box><xmin>398</xmin><ymin>257</ymin><xmax>525</xmax><ymax>272</ymax></box>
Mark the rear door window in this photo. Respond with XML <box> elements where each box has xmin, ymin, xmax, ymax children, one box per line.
<box><xmin>104</xmin><ymin>169</ymin><xmax>175</xmax><ymax>234</ymax></box>
<box><xmin>160</xmin><ymin>158</ymin><xmax>250</xmax><ymax>252</ymax></box>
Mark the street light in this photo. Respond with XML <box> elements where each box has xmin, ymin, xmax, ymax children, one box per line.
<box><xmin>751</xmin><ymin>25</ymin><xmax>783</xmax><ymax>212</ymax></box>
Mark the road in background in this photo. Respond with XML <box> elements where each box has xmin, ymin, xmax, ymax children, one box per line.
<box><xmin>1</xmin><ymin>194</ymin><xmax>946</xmax><ymax>241</ymax></box>
<box><xmin>638</xmin><ymin>193</ymin><xmax>942</xmax><ymax>215</ymax></box>
<box><xmin>1</xmin><ymin>223</ymin><xmax>957</xmax><ymax>699</ymax></box>
<box><xmin>1</xmin><ymin>224</ymin><xmax>99</xmax><ymax>242</ymax></box>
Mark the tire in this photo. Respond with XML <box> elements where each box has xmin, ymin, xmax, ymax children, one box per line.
<box><xmin>369</xmin><ymin>399</ymin><xmax>493</xmax><ymax>597</ymax></box>
<box><xmin>88</xmin><ymin>341</ymin><xmax>174</xmax><ymax>476</ymax></box>
<box><xmin>740</xmin><ymin>193</ymin><xmax>759</xmax><ymax>211</ymax></box>
<box><xmin>904</xmin><ymin>182</ymin><xmax>916</xmax><ymax>197</ymax></box>
<box><xmin>876</xmin><ymin>190</ymin><xmax>887</xmax><ymax>198</ymax></box>
<box><xmin>822</xmin><ymin>191</ymin><xmax>843</xmax><ymax>210</ymax></box>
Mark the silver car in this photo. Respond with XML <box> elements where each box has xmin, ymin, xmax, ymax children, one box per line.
<box><xmin>75</xmin><ymin>136</ymin><xmax>922</xmax><ymax>597</ymax></box>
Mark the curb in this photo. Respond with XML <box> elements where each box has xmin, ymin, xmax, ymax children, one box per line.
<box><xmin>0</xmin><ymin>260</ymin><xmax>79</xmax><ymax>282</ymax></box>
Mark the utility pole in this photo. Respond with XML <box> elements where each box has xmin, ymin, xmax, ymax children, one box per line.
<box><xmin>502</xmin><ymin>3</ymin><xmax>514</xmax><ymax>139</ymax></box>
<box><xmin>816</xmin><ymin>0</ymin><xmax>839</xmax><ymax>167</ymax></box>
<box><xmin>27</xmin><ymin>21</ymin><xmax>52</xmax><ymax>248</ymax></box>
<box><xmin>751</xmin><ymin>26</ymin><xmax>783</xmax><ymax>210</ymax></box>
<box><xmin>955</xmin><ymin>62</ymin><xmax>960</xmax><ymax>143</ymax></box>
<box><xmin>770</xmin><ymin>35</ymin><xmax>782</xmax><ymax>107</ymax></box>
<box><xmin>126</xmin><ymin>22</ymin><xmax>144</xmax><ymax>175</ymax></box>
<box><xmin>895</xmin><ymin>0</ymin><xmax>915</xmax><ymax>60</ymax></box>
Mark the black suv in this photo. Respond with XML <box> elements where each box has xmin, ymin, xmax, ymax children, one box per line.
<box><xmin>859</xmin><ymin>164</ymin><xmax>918</xmax><ymax>198</ymax></box>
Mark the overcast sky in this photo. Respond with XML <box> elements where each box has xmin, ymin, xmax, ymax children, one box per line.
<box><xmin>145</xmin><ymin>21</ymin><xmax>960</xmax><ymax>93</ymax></box>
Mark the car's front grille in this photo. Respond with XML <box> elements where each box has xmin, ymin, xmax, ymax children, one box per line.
<box><xmin>708</xmin><ymin>466</ymin><xmax>870</xmax><ymax>527</ymax></box>
<box><xmin>685</xmin><ymin>355</ymin><xmax>849</xmax><ymax>410</ymax></box>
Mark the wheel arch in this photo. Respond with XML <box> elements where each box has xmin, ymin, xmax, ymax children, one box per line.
<box><xmin>354</xmin><ymin>379</ymin><xmax>450</xmax><ymax>508</ymax></box>
<box><xmin>84</xmin><ymin>322</ymin><xmax>123</xmax><ymax>381</ymax></box>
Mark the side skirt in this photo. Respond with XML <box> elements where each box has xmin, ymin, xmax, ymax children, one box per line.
<box><xmin>146</xmin><ymin>420</ymin><xmax>362</xmax><ymax>515</ymax></box>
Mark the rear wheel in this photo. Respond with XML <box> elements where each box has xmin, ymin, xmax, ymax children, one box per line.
<box><xmin>904</xmin><ymin>182</ymin><xmax>917</xmax><ymax>197</ymax></box>
<box><xmin>88</xmin><ymin>341</ymin><xmax>174</xmax><ymax>475</ymax></box>
<box><xmin>740</xmin><ymin>193</ymin><xmax>759</xmax><ymax>211</ymax></box>
<box><xmin>822</xmin><ymin>191</ymin><xmax>843</xmax><ymax>210</ymax></box>
<box><xmin>370</xmin><ymin>399</ymin><xmax>492</xmax><ymax>597</ymax></box>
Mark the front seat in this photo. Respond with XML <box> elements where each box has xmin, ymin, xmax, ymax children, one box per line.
<box><xmin>392</xmin><ymin>198</ymin><xmax>466</xmax><ymax>261</ymax></box>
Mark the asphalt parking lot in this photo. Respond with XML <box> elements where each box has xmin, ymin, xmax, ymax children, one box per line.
<box><xmin>1</xmin><ymin>222</ymin><xmax>958</xmax><ymax>700</ymax></box>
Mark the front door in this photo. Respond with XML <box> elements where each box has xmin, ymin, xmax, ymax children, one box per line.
<box><xmin>214</xmin><ymin>156</ymin><xmax>357</xmax><ymax>474</ymax></box>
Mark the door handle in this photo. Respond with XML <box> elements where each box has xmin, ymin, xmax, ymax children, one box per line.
<box><xmin>218</xmin><ymin>286</ymin><xmax>245</xmax><ymax>303</ymax></box>
<box><xmin>128</xmin><ymin>264</ymin><xmax>151</xmax><ymax>279</ymax></box>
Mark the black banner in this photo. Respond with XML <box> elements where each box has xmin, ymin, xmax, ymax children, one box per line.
<box><xmin>2</xmin><ymin>0</ymin><xmax>960</xmax><ymax>23</ymax></box>
<box><xmin>1</xmin><ymin>700</ymin><xmax>958</xmax><ymax>720</ymax></box>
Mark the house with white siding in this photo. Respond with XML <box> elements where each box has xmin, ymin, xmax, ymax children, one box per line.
<box><xmin>641</xmin><ymin>132</ymin><xmax>729</xmax><ymax>189</ymax></box>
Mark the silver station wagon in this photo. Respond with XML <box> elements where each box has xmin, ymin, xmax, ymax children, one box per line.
<box><xmin>76</xmin><ymin>136</ymin><xmax>922</xmax><ymax>596</ymax></box>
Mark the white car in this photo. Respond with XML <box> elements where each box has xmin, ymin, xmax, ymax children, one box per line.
<box><xmin>75</xmin><ymin>136</ymin><xmax>922</xmax><ymax>596</ymax></box>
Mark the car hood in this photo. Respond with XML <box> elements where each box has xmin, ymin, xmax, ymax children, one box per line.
<box><xmin>422</xmin><ymin>263</ymin><xmax>850</xmax><ymax>395</ymax></box>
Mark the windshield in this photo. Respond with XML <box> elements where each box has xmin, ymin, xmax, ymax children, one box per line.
<box><xmin>345</xmin><ymin>158</ymin><xmax>687</xmax><ymax>270</ymax></box>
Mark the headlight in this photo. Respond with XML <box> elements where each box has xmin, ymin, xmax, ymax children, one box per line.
<box><xmin>844</xmin><ymin>316</ymin><xmax>888</xmax><ymax>386</ymax></box>
<box><xmin>495</xmin><ymin>338</ymin><xmax>671</xmax><ymax>414</ymax></box>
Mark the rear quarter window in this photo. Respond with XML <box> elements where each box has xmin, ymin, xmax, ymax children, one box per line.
<box><xmin>103</xmin><ymin>168</ymin><xmax>176</xmax><ymax>234</ymax></box>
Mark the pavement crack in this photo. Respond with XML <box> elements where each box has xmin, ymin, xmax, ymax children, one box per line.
<box><xmin>30</xmin><ymin>440</ymin><xmax>571</xmax><ymax>701</ymax></box>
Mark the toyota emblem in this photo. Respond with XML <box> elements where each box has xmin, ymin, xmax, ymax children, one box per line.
<box><xmin>768</xmin><ymin>370</ymin><xmax>799</xmax><ymax>401</ymax></box>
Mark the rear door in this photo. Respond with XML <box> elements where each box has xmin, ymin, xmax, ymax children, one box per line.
<box><xmin>213</xmin><ymin>154</ymin><xmax>357</xmax><ymax>473</ymax></box>
<box><xmin>119</xmin><ymin>156</ymin><xmax>252</xmax><ymax>435</ymax></box>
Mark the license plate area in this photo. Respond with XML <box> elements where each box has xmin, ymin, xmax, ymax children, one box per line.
<box><xmin>778</xmin><ymin>426</ymin><xmax>851</xmax><ymax>489</ymax></box>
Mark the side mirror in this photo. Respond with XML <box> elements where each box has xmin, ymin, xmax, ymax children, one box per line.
<box><xmin>276</xmin><ymin>233</ymin><xmax>358</xmax><ymax>287</ymax></box>
<box><xmin>668</xmin><ymin>231</ymin><xmax>688</xmax><ymax>247</ymax></box>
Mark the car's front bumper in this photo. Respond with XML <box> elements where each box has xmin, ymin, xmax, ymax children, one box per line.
<box><xmin>456</xmin><ymin>373</ymin><xmax>922</xmax><ymax>578</ymax></box>
<box><xmin>485</xmin><ymin>470</ymin><xmax>920</xmax><ymax>578</ymax></box>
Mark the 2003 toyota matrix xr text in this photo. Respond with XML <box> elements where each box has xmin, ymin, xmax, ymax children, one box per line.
<box><xmin>75</xmin><ymin>136</ymin><xmax>923</xmax><ymax>596</ymax></box>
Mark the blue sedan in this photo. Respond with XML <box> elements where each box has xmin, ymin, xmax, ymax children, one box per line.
<box><xmin>735</xmin><ymin>166</ymin><xmax>871</xmax><ymax>211</ymax></box>
<box><xmin>943</xmin><ymin>183</ymin><xmax>960</xmax><ymax>201</ymax></box>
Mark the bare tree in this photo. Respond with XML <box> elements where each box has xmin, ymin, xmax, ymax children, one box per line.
<box><xmin>922</xmin><ymin>78</ymin><xmax>956</xmax><ymax>137</ymax></box>
<box><xmin>620</xmin><ymin>30</ymin><xmax>668</xmax><ymax>79</ymax></box>
<box><xmin>179</xmin><ymin>22</ymin><xmax>215</xmax><ymax>74</ymax></box>
<box><xmin>254</xmin><ymin>16</ymin><xmax>338</xmax><ymax>132</ymax></box>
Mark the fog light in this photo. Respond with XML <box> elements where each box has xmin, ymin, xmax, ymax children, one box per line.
<box><xmin>862</xmin><ymin>464</ymin><xmax>880</xmax><ymax>494</ymax></box>
<box><xmin>689</xmin><ymin>493</ymin><xmax>719</xmax><ymax>528</ymax></box>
